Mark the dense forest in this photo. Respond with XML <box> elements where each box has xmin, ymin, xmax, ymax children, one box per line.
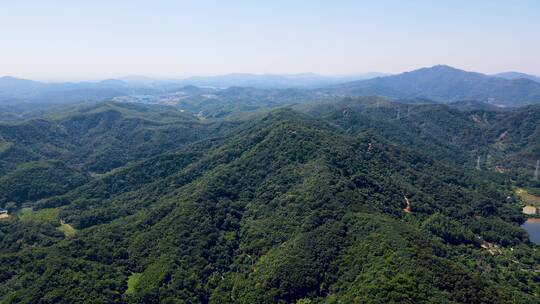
<box><xmin>0</xmin><ymin>97</ymin><xmax>539</xmax><ymax>303</ymax></box>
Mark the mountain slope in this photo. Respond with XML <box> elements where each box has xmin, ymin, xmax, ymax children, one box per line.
<box><xmin>301</xmin><ymin>97</ymin><xmax>540</xmax><ymax>189</ymax></box>
<box><xmin>1</xmin><ymin>109</ymin><xmax>538</xmax><ymax>303</ymax></box>
<box><xmin>0</xmin><ymin>102</ymin><xmax>238</xmax><ymax>207</ymax></box>
<box><xmin>326</xmin><ymin>65</ymin><xmax>540</xmax><ymax>106</ymax></box>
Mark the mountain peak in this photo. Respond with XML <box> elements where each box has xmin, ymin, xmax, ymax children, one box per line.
<box><xmin>430</xmin><ymin>64</ymin><xmax>459</xmax><ymax>70</ymax></box>
<box><xmin>330</xmin><ymin>65</ymin><xmax>540</xmax><ymax>106</ymax></box>
<box><xmin>415</xmin><ymin>65</ymin><xmax>468</xmax><ymax>74</ymax></box>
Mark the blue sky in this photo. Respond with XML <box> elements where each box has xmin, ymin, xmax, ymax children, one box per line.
<box><xmin>1</xmin><ymin>0</ymin><xmax>539</xmax><ymax>80</ymax></box>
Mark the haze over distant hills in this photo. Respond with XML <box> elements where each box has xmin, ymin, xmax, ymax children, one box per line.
<box><xmin>154</xmin><ymin>72</ymin><xmax>389</xmax><ymax>89</ymax></box>
<box><xmin>0</xmin><ymin>76</ymin><xmax>150</xmax><ymax>103</ymax></box>
<box><xmin>2</xmin><ymin>66</ymin><xmax>540</xmax><ymax>108</ymax></box>
<box><xmin>0</xmin><ymin>73</ymin><xmax>385</xmax><ymax>103</ymax></box>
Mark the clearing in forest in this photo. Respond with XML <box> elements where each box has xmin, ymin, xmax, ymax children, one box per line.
<box><xmin>58</xmin><ymin>222</ymin><xmax>77</xmax><ymax>238</ymax></box>
<box><xmin>125</xmin><ymin>273</ymin><xmax>143</xmax><ymax>295</ymax></box>
<box><xmin>19</xmin><ymin>208</ymin><xmax>60</xmax><ymax>224</ymax></box>
<box><xmin>516</xmin><ymin>188</ymin><xmax>540</xmax><ymax>206</ymax></box>
<box><xmin>18</xmin><ymin>208</ymin><xmax>77</xmax><ymax>237</ymax></box>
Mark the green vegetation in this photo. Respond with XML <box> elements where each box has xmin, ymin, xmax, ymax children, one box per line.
<box><xmin>17</xmin><ymin>208</ymin><xmax>76</xmax><ymax>238</ymax></box>
<box><xmin>18</xmin><ymin>207</ymin><xmax>59</xmax><ymax>225</ymax></box>
<box><xmin>0</xmin><ymin>102</ymin><xmax>238</xmax><ymax>209</ymax></box>
<box><xmin>125</xmin><ymin>273</ymin><xmax>142</xmax><ymax>295</ymax></box>
<box><xmin>57</xmin><ymin>222</ymin><xmax>76</xmax><ymax>238</ymax></box>
<box><xmin>0</xmin><ymin>161</ymin><xmax>89</xmax><ymax>207</ymax></box>
<box><xmin>1</xmin><ymin>99</ymin><xmax>540</xmax><ymax>303</ymax></box>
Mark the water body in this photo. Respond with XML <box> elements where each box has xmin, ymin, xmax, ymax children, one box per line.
<box><xmin>522</xmin><ymin>218</ymin><xmax>540</xmax><ymax>245</ymax></box>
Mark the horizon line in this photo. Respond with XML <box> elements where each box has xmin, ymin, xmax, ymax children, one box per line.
<box><xmin>1</xmin><ymin>64</ymin><xmax>539</xmax><ymax>83</ymax></box>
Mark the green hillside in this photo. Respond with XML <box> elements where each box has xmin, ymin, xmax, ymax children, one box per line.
<box><xmin>1</xmin><ymin>106</ymin><xmax>539</xmax><ymax>303</ymax></box>
<box><xmin>0</xmin><ymin>102</ymin><xmax>239</xmax><ymax>207</ymax></box>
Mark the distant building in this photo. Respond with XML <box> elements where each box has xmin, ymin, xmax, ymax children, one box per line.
<box><xmin>522</xmin><ymin>206</ymin><xmax>538</xmax><ymax>215</ymax></box>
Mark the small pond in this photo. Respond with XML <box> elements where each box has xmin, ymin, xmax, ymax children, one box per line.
<box><xmin>522</xmin><ymin>218</ymin><xmax>540</xmax><ymax>245</ymax></box>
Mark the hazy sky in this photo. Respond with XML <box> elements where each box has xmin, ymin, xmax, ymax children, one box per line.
<box><xmin>1</xmin><ymin>0</ymin><xmax>539</xmax><ymax>80</ymax></box>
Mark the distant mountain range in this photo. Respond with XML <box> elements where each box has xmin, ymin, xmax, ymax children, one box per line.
<box><xmin>2</xmin><ymin>66</ymin><xmax>540</xmax><ymax>107</ymax></box>
<box><xmin>154</xmin><ymin>72</ymin><xmax>389</xmax><ymax>89</ymax></box>
<box><xmin>0</xmin><ymin>73</ymin><xmax>386</xmax><ymax>104</ymax></box>
<box><xmin>0</xmin><ymin>76</ymin><xmax>153</xmax><ymax>104</ymax></box>
<box><xmin>326</xmin><ymin>65</ymin><xmax>540</xmax><ymax>106</ymax></box>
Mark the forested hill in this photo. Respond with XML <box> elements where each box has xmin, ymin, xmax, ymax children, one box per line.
<box><xmin>324</xmin><ymin>65</ymin><xmax>540</xmax><ymax>106</ymax></box>
<box><xmin>1</xmin><ymin>102</ymin><xmax>539</xmax><ymax>303</ymax></box>
<box><xmin>301</xmin><ymin>97</ymin><xmax>540</xmax><ymax>186</ymax></box>
<box><xmin>0</xmin><ymin>102</ymin><xmax>239</xmax><ymax>207</ymax></box>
